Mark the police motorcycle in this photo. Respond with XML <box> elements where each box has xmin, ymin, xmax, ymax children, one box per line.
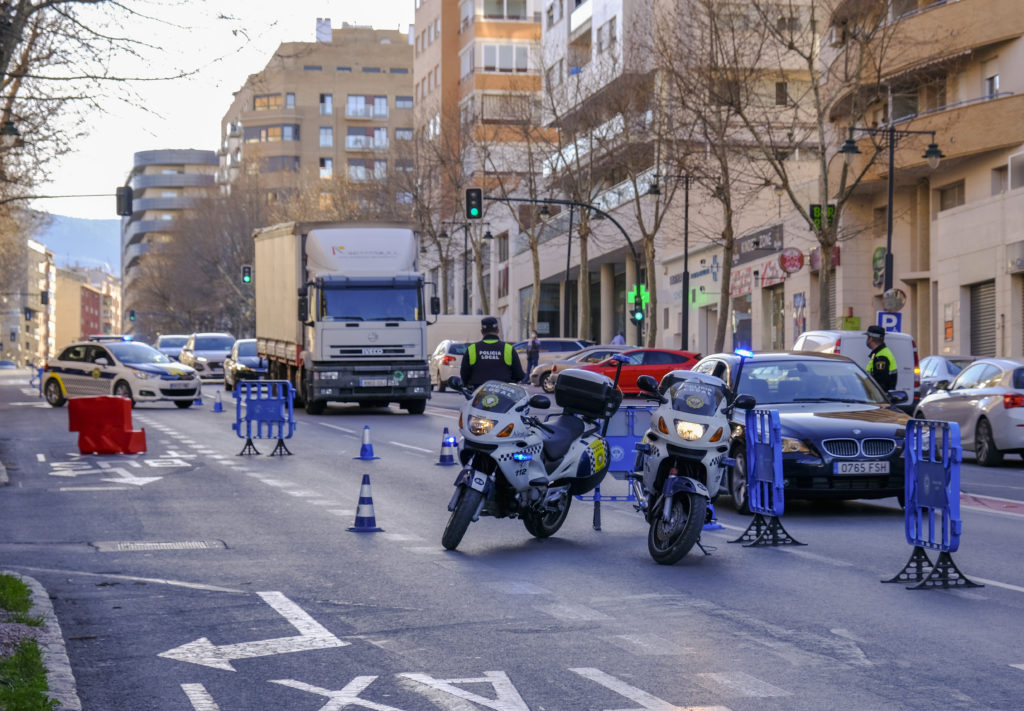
<box><xmin>442</xmin><ymin>364</ymin><xmax>625</xmax><ymax>551</ymax></box>
<box><xmin>629</xmin><ymin>369</ymin><xmax>755</xmax><ymax>565</ymax></box>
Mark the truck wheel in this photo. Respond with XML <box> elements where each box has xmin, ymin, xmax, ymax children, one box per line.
<box><xmin>403</xmin><ymin>400</ymin><xmax>426</xmax><ymax>415</ymax></box>
<box><xmin>305</xmin><ymin>399</ymin><xmax>326</xmax><ymax>415</ymax></box>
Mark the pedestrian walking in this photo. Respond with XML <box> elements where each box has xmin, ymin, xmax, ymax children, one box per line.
<box><xmin>525</xmin><ymin>331</ymin><xmax>540</xmax><ymax>384</ymax></box>
<box><xmin>610</xmin><ymin>332</ymin><xmax>626</xmax><ymax>345</ymax></box>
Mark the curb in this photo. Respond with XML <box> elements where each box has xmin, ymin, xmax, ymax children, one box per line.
<box><xmin>2</xmin><ymin>571</ymin><xmax>81</xmax><ymax>710</ymax></box>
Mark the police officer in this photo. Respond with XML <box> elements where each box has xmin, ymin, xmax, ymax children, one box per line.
<box><xmin>865</xmin><ymin>325</ymin><xmax>897</xmax><ymax>392</ymax></box>
<box><xmin>461</xmin><ymin>316</ymin><xmax>525</xmax><ymax>388</ymax></box>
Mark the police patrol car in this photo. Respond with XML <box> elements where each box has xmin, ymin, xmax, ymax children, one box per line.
<box><xmin>42</xmin><ymin>338</ymin><xmax>202</xmax><ymax>408</ymax></box>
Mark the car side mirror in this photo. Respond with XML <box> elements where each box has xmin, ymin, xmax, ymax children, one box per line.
<box><xmin>935</xmin><ymin>379</ymin><xmax>950</xmax><ymax>391</ymax></box>
<box><xmin>733</xmin><ymin>394</ymin><xmax>756</xmax><ymax>410</ymax></box>
<box><xmin>298</xmin><ymin>294</ymin><xmax>309</xmax><ymax>322</ymax></box>
<box><xmin>888</xmin><ymin>391</ymin><xmax>909</xmax><ymax>404</ymax></box>
<box><xmin>529</xmin><ymin>394</ymin><xmax>551</xmax><ymax>409</ymax></box>
<box><xmin>94</xmin><ymin>357</ymin><xmax>109</xmax><ymax>366</ymax></box>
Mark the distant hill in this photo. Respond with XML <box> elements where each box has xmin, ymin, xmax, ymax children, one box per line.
<box><xmin>31</xmin><ymin>213</ymin><xmax>121</xmax><ymax>275</ymax></box>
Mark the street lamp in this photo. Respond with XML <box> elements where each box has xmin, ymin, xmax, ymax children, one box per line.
<box><xmin>440</xmin><ymin>221</ymin><xmax>492</xmax><ymax>315</ymax></box>
<box><xmin>648</xmin><ymin>174</ymin><xmax>691</xmax><ymax>350</ymax></box>
<box><xmin>839</xmin><ymin>125</ymin><xmax>944</xmax><ymax>293</ymax></box>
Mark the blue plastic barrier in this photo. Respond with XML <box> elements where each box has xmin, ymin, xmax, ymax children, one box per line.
<box><xmin>883</xmin><ymin>419</ymin><xmax>981</xmax><ymax>589</ymax></box>
<box><xmin>232</xmin><ymin>380</ymin><xmax>297</xmax><ymax>456</ymax></box>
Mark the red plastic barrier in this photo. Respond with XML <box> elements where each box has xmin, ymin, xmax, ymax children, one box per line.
<box><xmin>67</xmin><ymin>396</ymin><xmax>146</xmax><ymax>455</ymax></box>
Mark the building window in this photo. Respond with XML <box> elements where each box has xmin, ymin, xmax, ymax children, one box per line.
<box><xmin>775</xmin><ymin>82</ymin><xmax>788</xmax><ymax>106</ymax></box>
<box><xmin>320</xmin><ymin>127</ymin><xmax>333</xmax><ymax>148</ymax></box>
<box><xmin>285</xmin><ymin>92</ymin><xmax>296</xmax><ymax>108</ymax></box>
<box><xmin>396</xmin><ymin>95</ymin><xmax>414</xmax><ymax>109</ymax></box>
<box><xmin>460</xmin><ymin>0</ymin><xmax>474</xmax><ymax>30</ymax></box>
<box><xmin>347</xmin><ymin>127</ymin><xmax>371</xmax><ymax>149</ymax></box>
<box><xmin>319</xmin><ymin>158</ymin><xmax>333</xmax><ymax>179</ymax></box>
<box><xmin>1009</xmin><ymin>152</ymin><xmax>1024</xmax><ymax>190</ymax></box>
<box><xmin>546</xmin><ymin>2</ymin><xmax>563</xmax><ymax>28</ymax></box>
<box><xmin>319</xmin><ymin>93</ymin><xmax>333</xmax><ymax>115</ymax></box>
<box><xmin>253</xmin><ymin>94</ymin><xmax>283</xmax><ymax>111</ymax></box>
<box><xmin>395</xmin><ymin>128</ymin><xmax>413</xmax><ymax>141</ymax></box>
<box><xmin>348</xmin><ymin>158</ymin><xmax>367</xmax><ymax>181</ymax></box>
<box><xmin>243</xmin><ymin>124</ymin><xmax>299</xmax><ymax>143</ymax></box>
<box><xmin>337</xmin><ymin>66</ymin><xmax>352</xmax><ymax>72</ymax></box>
<box><xmin>484</xmin><ymin>0</ymin><xmax>527</xmax><ymax>20</ymax></box>
<box><xmin>374</xmin><ymin>95</ymin><xmax>389</xmax><ymax>118</ymax></box>
<box><xmin>546</xmin><ymin>59</ymin><xmax>563</xmax><ymax>88</ymax></box>
<box><xmin>482</xmin><ymin>44</ymin><xmax>529</xmax><ymax>73</ymax></box>
<box><xmin>389</xmin><ymin>67</ymin><xmax>409</xmax><ymax>74</ymax></box>
<box><xmin>303</xmin><ymin>65</ymin><xmax>323</xmax><ymax>71</ymax></box>
<box><xmin>460</xmin><ymin>47</ymin><xmax>474</xmax><ymax>80</ymax></box>
<box><xmin>362</xmin><ymin>67</ymin><xmax>382</xmax><ymax>73</ymax></box>
<box><xmin>282</xmin><ymin>124</ymin><xmax>300</xmax><ymax>141</ymax></box>
<box><xmin>992</xmin><ymin>165</ymin><xmax>1008</xmax><ymax>195</ymax></box>
<box><xmin>396</xmin><ymin>158</ymin><xmax>414</xmax><ymax>172</ymax></box>
<box><xmin>260</xmin><ymin>156</ymin><xmax>300</xmax><ymax>173</ymax></box>
<box><xmin>938</xmin><ymin>180</ymin><xmax>965</xmax><ymax>211</ymax></box>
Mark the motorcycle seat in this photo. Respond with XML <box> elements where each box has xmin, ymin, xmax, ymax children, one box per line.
<box><xmin>542</xmin><ymin>414</ymin><xmax>585</xmax><ymax>462</ymax></box>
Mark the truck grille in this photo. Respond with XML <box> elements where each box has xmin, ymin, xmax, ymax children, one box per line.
<box><xmin>330</xmin><ymin>346</ymin><xmax>414</xmax><ymax>358</ymax></box>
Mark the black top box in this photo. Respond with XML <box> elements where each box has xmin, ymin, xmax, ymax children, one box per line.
<box><xmin>554</xmin><ymin>368</ymin><xmax>622</xmax><ymax>419</ymax></box>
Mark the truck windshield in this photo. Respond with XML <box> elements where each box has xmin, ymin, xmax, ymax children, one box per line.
<box><xmin>321</xmin><ymin>287</ymin><xmax>422</xmax><ymax>322</ymax></box>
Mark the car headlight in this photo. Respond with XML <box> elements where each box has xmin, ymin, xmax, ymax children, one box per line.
<box><xmin>196</xmin><ymin>356</ymin><xmax>208</xmax><ymax>364</ymax></box>
<box><xmin>130</xmin><ymin>369</ymin><xmax>149</xmax><ymax>380</ymax></box>
<box><xmin>468</xmin><ymin>415</ymin><xmax>496</xmax><ymax>435</ymax></box>
<box><xmin>781</xmin><ymin>437</ymin><xmax>812</xmax><ymax>454</ymax></box>
<box><xmin>675</xmin><ymin>420</ymin><xmax>707</xmax><ymax>441</ymax></box>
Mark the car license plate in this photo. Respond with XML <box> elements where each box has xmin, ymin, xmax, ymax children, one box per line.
<box><xmin>360</xmin><ymin>378</ymin><xmax>389</xmax><ymax>387</ymax></box>
<box><xmin>834</xmin><ymin>460</ymin><xmax>890</xmax><ymax>474</ymax></box>
<box><xmin>166</xmin><ymin>381</ymin><xmax>192</xmax><ymax>390</ymax></box>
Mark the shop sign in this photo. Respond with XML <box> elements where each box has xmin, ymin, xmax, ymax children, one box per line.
<box><xmin>779</xmin><ymin>248</ymin><xmax>804</xmax><ymax>274</ymax></box>
<box><xmin>733</xmin><ymin>225</ymin><xmax>783</xmax><ymax>266</ymax></box>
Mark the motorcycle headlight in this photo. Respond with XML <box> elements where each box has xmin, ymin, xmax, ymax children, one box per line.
<box><xmin>468</xmin><ymin>415</ymin><xmax>496</xmax><ymax>436</ymax></box>
<box><xmin>675</xmin><ymin>420</ymin><xmax>707</xmax><ymax>441</ymax></box>
<box><xmin>782</xmin><ymin>437</ymin><xmax>812</xmax><ymax>454</ymax></box>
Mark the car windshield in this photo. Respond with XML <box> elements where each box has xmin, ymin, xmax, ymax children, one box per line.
<box><xmin>738</xmin><ymin>359</ymin><xmax>887</xmax><ymax>405</ymax></box>
<box><xmin>195</xmin><ymin>336</ymin><xmax>235</xmax><ymax>350</ymax></box>
<box><xmin>470</xmin><ymin>381</ymin><xmax>526</xmax><ymax>413</ymax></box>
<box><xmin>158</xmin><ymin>336</ymin><xmax>187</xmax><ymax>349</ymax></box>
<box><xmin>449</xmin><ymin>343</ymin><xmax>468</xmax><ymax>355</ymax></box>
<box><xmin>108</xmin><ymin>342</ymin><xmax>171</xmax><ymax>365</ymax></box>
<box><xmin>947</xmin><ymin>358</ymin><xmax>976</xmax><ymax>375</ymax></box>
<box><xmin>236</xmin><ymin>341</ymin><xmax>258</xmax><ymax>357</ymax></box>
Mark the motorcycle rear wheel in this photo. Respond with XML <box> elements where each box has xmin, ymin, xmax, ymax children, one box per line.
<box><xmin>442</xmin><ymin>487</ymin><xmax>483</xmax><ymax>551</ymax></box>
<box><xmin>647</xmin><ymin>493</ymin><xmax>705</xmax><ymax>565</ymax></box>
<box><xmin>522</xmin><ymin>491</ymin><xmax>572</xmax><ymax>538</ymax></box>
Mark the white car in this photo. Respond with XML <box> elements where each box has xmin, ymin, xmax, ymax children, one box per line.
<box><xmin>42</xmin><ymin>339</ymin><xmax>201</xmax><ymax>408</ymax></box>
<box><xmin>178</xmin><ymin>332</ymin><xmax>235</xmax><ymax>380</ymax></box>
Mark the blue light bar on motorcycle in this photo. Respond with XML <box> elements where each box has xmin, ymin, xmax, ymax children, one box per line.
<box><xmin>512</xmin><ymin>452</ymin><xmax>533</xmax><ymax>461</ymax></box>
<box><xmin>444</xmin><ymin>433</ymin><xmax>458</xmax><ymax>446</ymax></box>
<box><xmin>734</xmin><ymin>348</ymin><xmax>754</xmax><ymax>358</ymax></box>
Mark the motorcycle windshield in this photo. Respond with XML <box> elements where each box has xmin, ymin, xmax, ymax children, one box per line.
<box><xmin>470</xmin><ymin>381</ymin><xmax>526</xmax><ymax>413</ymax></box>
<box><xmin>667</xmin><ymin>380</ymin><xmax>726</xmax><ymax>417</ymax></box>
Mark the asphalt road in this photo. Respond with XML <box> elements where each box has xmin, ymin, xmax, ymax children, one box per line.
<box><xmin>1</xmin><ymin>371</ymin><xmax>1023</xmax><ymax>710</ymax></box>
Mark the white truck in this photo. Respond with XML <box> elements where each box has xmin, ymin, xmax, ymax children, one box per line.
<box><xmin>254</xmin><ymin>221</ymin><xmax>437</xmax><ymax>414</ymax></box>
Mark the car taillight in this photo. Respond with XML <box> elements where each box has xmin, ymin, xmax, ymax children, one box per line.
<box><xmin>1004</xmin><ymin>393</ymin><xmax>1024</xmax><ymax>409</ymax></box>
<box><xmin>551</xmin><ymin>365</ymin><xmax>558</xmax><ymax>373</ymax></box>
<box><xmin>442</xmin><ymin>356</ymin><xmax>455</xmax><ymax>365</ymax></box>
<box><xmin>912</xmin><ymin>341</ymin><xmax>920</xmax><ymax>399</ymax></box>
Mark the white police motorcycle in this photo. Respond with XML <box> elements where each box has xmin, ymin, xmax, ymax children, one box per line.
<box><xmin>442</xmin><ymin>367</ymin><xmax>623</xmax><ymax>551</ymax></box>
<box><xmin>629</xmin><ymin>370</ymin><xmax>754</xmax><ymax>564</ymax></box>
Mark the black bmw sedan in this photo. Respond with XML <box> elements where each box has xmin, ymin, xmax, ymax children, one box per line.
<box><xmin>688</xmin><ymin>351</ymin><xmax>911</xmax><ymax>513</ymax></box>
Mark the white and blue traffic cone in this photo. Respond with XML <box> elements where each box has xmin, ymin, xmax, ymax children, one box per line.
<box><xmin>435</xmin><ymin>426</ymin><xmax>458</xmax><ymax>466</ymax></box>
<box><xmin>354</xmin><ymin>425</ymin><xmax>379</xmax><ymax>460</ymax></box>
<box><xmin>211</xmin><ymin>390</ymin><xmax>224</xmax><ymax>413</ymax></box>
<box><xmin>703</xmin><ymin>502</ymin><xmax>724</xmax><ymax>531</ymax></box>
<box><xmin>194</xmin><ymin>389</ymin><xmax>204</xmax><ymax>407</ymax></box>
<box><xmin>348</xmin><ymin>474</ymin><xmax>384</xmax><ymax>532</ymax></box>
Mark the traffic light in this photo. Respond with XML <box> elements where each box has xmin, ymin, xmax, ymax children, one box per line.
<box><xmin>128</xmin><ymin>309</ymin><xmax>136</xmax><ymax>322</ymax></box>
<box><xmin>116</xmin><ymin>186</ymin><xmax>133</xmax><ymax>216</ymax></box>
<box><xmin>241</xmin><ymin>264</ymin><xmax>253</xmax><ymax>284</ymax></box>
<box><xmin>465</xmin><ymin>188</ymin><xmax>482</xmax><ymax>219</ymax></box>
<box><xmin>633</xmin><ymin>309</ymin><xmax>644</xmax><ymax>323</ymax></box>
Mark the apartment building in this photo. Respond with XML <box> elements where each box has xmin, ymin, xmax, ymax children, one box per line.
<box><xmin>219</xmin><ymin>21</ymin><xmax>415</xmax><ymax>204</ymax></box>
<box><xmin>53</xmin><ymin>269</ymin><xmax>103</xmax><ymax>345</ymax></box>
<box><xmin>1</xmin><ymin>238</ymin><xmax>54</xmax><ymax>365</ymax></box>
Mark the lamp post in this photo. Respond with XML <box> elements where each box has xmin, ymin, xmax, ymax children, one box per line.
<box><xmin>839</xmin><ymin>126</ymin><xmax>944</xmax><ymax>293</ymax></box>
<box><xmin>648</xmin><ymin>174</ymin><xmax>690</xmax><ymax>350</ymax></box>
<box><xmin>484</xmin><ymin>195</ymin><xmax>643</xmax><ymax>344</ymax></box>
<box><xmin>440</xmin><ymin>221</ymin><xmax>492</xmax><ymax>315</ymax></box>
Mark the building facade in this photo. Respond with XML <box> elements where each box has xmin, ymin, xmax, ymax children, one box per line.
<box><xmin>1</xmin><ymin>238</ymin><xmax>54</xmax><ymax>366</ymax></box>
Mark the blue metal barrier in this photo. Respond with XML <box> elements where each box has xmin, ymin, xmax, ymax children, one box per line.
<box><xmin>232</xmin><ymin>380</ymin><xmax>297</xmax><ymax>456</ymax></box>
<box><xmin>883</xmin><ymin>419</ymin><xmax>981</xmax><ymax>589</ymax></box>
<box><xmin>730</xmin><ymin>407</ymin><xmax>804</xmax><ymax>546</ymax></box>
<box><xmin>576</xmin><ymin>405</ymin><xmax>652</xmax><ymax>531</ymax></box>
<box><xmin>29</xmin><ymin>366</ymin><xmax>43</xmax><ymax>396</ymax></box>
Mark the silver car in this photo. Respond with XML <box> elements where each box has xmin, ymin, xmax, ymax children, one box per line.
<box><xmin>178</xmin><ymin>332</ymin><xmax>236</xmax><ymax>380</ymax></box>
<box><xmin>429</xmin><ymin>340</ymin><xmax>468</xmax><ymax>392</ymax></box>
<box><xmin>155</xmin><ymin>334</ymin><xmax>189</xmax><ymax>361</ymax></box>
<box><xmin>913</xmin><ymin>357</ymin><xmax>1024</xmax><ymax>466</ymax></box>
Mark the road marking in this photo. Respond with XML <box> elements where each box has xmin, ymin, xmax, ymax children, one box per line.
<box><xmin>610</xmin><ymin>633</ymin><xmax>691</xmax><ymax>656</ymax></box>
<box><xmin>696</xmin><ymin>672</ymin><xmax>790</xmax><ymax>697</ymax></box>
<box><xmin>159</xmin><ymin>591</ymin><xmax>348</xmax><ymax>671</ymax></box>
<box><xmin>971</xmin><ymin>577</ymin><xmax>1024</xmax><ymax>594</ymax></box>
<box><xmin>570</xmin><ymin>668</ymin><xmax>732</xmax><ymax>710</ymax></box>
<box><xmin>425</xmin><ymin>407</ymin><xmax>458</xmax><ymax>419</ymax></box>
<box><xmin>961</xmin><ymin>493</ymin><xmax>1024</xmax><ymax>518</ymax></box>
<box><xmin>538</xmin><ymin>602</ymin><xmax>610</xmax><ymax>621</ymax></box>
<box><xmin>389</xmin><ymin>440</ymin><xmax>433</xmax><ymax>453</ymax></box>
<box><xmin>285</xmin><ymin>490</ymin><xmax>320</xmax><ymax>497</ymax></box>
<box><xmin>59</xmin><ymin>486</ymin><xmax>129</xmax><ymax>492</ymax></box>
<box><xmin>318</xmin><ymin>422</ymin><xmax>356</xmax><ymax>435</ymax></box>
<box><xmin>401</xmin><ymin>671</ymin><xmax>529</xmax><ymax>711</ymax></box>
<box><xmin>328</xmin><ymin>509</ymin><xmax>355</xmax><ymax>517</ymax></box>
<box><xmin>100</xmin><ymin>467</ymin><xmax>162</xmax><ymax>487</ymax></box>
<box><xmin>11</xmin><ymin>566</ymin><xmax>243</xmax><ymax>592</ymax></box>
<box><xmin>1011</xmin><ymin>663</ymin><xmax>1024</xmax><ymax>671</ymax></box>
<box><xmin>181</xmin><ymin>683</ymin><xmax>221</xmax><ymax>711</ymax></box>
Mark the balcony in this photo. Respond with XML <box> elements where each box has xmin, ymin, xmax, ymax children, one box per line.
<box><xmin>345</xmin><ymin>106</ymin><xmax>389</xmax><ymax>120</ymax></box>
<box><xmin>345</xmin><ymin>136</ymin><xmax>389</xmax><ymax>151</ymax></box>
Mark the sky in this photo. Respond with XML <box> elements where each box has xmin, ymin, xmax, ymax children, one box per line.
<box><xmin>31</xmin><ymin>1</ymin><xmax>415</xmax><ymax>221</ymax></box>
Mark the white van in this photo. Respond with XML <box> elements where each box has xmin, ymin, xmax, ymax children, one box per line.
<box><xmin>792</xmin><ymin>329</ymin><xmax>920</xmax><ymax>413</ymax></box>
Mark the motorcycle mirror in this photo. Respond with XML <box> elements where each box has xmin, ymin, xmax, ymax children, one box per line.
<box><xmin>447</xmin><ymin>375</ymin><xmax>463</xmax><ymax>390</ymax></box>
<box><xmin>888</xmin><ymin>391</ymin><xmax>909</xmax><ymax>404</ymax></box>
<box><xmin>636</xmin><ymin>374</ymin><xmax>659</xmax><ymax>393</ymax></box>
<box><xmin>733</xmin><ymin>394</ymin><xmax>756</xmax><ymax>410</ymax></box>
<box><xmin>528</xmin><ymin>394</ymin><xmax>551</xmax><ymax>409</ymax></box>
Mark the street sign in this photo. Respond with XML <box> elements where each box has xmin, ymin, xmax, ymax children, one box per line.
<box><xmin>877</xmin><ymin>311</ymin><xmax>902</xmax><ymax>332</ymax></box>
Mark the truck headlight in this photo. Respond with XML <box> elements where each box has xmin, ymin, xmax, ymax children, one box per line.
<box><xmin>468</xmin><ymin>416</ymin><xmax>496</xmax><ymax>435</ymax></box>
<box><xmin>674</xmin><ymin>420</ymin><xmax>706</xmax><ymax>441</ymax></box>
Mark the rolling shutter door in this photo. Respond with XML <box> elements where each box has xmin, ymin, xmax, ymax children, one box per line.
<box><xmin>970</xmin><ymin>281</ymin><xmax>996</xmax><ymax>357</ymax></box>
<box><xmin>826</xmin><ymin>275</ymin><xmax>837</xmax><ymax>329</ymax></box>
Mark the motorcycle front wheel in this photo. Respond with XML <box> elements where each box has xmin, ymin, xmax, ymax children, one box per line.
<box><xmin>442</xmin><ymin>487</ymin><xmax>483</xmax><ymax>551</ymax></box>
<box><xmin>647</xmin><ymin>493</ymin><xmax>705</xmax><ymax>565</ymax></box>
<box><xmin>522</xmin><ymin>491</ymin><xmax>572</xmax><ymax>539</ymax></box>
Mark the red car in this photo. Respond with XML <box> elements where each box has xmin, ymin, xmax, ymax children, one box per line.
<box><xmin>576</xmin><ymin>348</ymin><xmax>701</xmax><ymax>394</ymax></box>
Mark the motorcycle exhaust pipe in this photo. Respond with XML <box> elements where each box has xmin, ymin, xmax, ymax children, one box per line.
<box><xmin>628</xmin><ymin>478</ymin><xmax>648</xmax><ymax>509</ymax></box>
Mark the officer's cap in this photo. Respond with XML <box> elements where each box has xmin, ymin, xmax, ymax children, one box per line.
<box><xmin>481</xmin><ymin>316</ymin><xmax>499</xmax><ymax>332</ymax></box>
<box><xmin>865</xmin><ymin>325</ymin><xmax>885</xmax><ymax>339</ymax></box>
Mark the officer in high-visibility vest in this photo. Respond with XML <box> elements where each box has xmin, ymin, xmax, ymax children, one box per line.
<box><xmin>461</xmin><ymin>316</ymin><xmax>525</xmax><ymax>388</ymax></box>
<box><xmin>865</xmin><ymin>324</ymin><xmax>897</xmax><ymax>392</ymax></box>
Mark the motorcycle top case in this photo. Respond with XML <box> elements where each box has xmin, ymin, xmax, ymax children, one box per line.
<box><xmin>554</xmin><ymin>368</ymin><xmax>622</xmax><ymax>419</ymax></box>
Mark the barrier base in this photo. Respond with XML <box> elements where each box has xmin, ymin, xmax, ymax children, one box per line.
<box><xmin>269</xmin><ymin>438</ymin><xmax>293</xmax><ymax>456</ymax></box>
<box><xmin>881</xmin><ymin>545</ymin><xmax>933</xmax><ymax>584</ymax></box>
<box><xmin>238</xmin><ymin>438</ymin><xmax>261</xmax><ymax>456</ymax></box>
<box><xmin>729</xmin><ymin>513</ymin><xmax>805</xmax><ymax>547</ymax></box>
<box><xmin>884</xmin><ymin>547</ymin><xmax>983</xmax><ymax>589</ymax></box>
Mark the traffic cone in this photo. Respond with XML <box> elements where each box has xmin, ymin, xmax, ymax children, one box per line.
<box><xmin>348</xmin><ymin>474</ymin><xmax>383</xmax><ymax>532</ymax></box>
<box><xmin>435</xmin><ymin>426</ymin><xmax>458</xmax><ymax>466</ymax></box>
<box><xmin>703</xmin><ymin>502</ymin><xmax>724</xmax><ymax>531</ymax></box>
<box><xmin>194</xmin><ymin>390</ymin><xmax>204</xmax><ymax>406</ymax></box>
<box><xmin>354</xmin><ymin>425</ymin><xmax>379</xmax><ymax>460</ymax></box>
<box><xmin>211</xmin><ymin>390</ymin><xmax>224</xmax><ymax>413</ymax></box>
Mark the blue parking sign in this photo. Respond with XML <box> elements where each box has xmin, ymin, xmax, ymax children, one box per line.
<box><xmin>877</xmin><ymin>311</ymin><xmax>902</xmax><ymax>332</ymax></box>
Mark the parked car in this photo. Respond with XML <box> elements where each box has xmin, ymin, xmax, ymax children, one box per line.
<box><xmin>792</xmin><ymin>329</ymin><xmax>920</xmax><ymax>413</ymax></box>
<box><xmin>537</xmin><ymin>345</ymin><xmax>632</xmax><ymax>393</ymax></box>
<box><xmin>0</xmin><ymin>360</ymin><xmax>17</xmax><ymax>369</ymax></box>
<box><xmin>223</xmin><ymin>338</ymin><xmax>268</xmax><ymax>392</ymax></box>
<box><xmin>691</xmin><ymin>351</ymin><xmax>912</xmax><ymax>512</ymax></box>
<box><xmin>429</xmin><ymin>340</ymin><xmax>469</xmax><ymax>392</ymax></box>
<box><xmin>918</xmin><ymin>354</ymin><xmax>980</xmax><ymax>400</ymax></box>
<box><xmin>42</xmin><ymin>339</ymin><xmax>201</xmax><ymax>408</ymax></box>
<box><xmin>178</xmin><ymin>332</ymin><xmax>235</xmax><ymax>380</ymax></box>
<box><xmin>155</xmin><ymin>334</ymin><xmax>189</xmax><ymax>361</ymax></box>
<box><xmin>576</xmin><ymin>348</ymin><xmax>701</xmax><ymax>394</ymax></box>
<box><xmin>913</xmin><ymin>357</ymin><xmax>1024</xmax><ymax>466</ymax></box>
<box><xmin>512</xmin><ymin>337</ymin><xmax>594</xmax><ymax>373</ymax></box>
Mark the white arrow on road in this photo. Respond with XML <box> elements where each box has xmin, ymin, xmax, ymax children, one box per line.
<box><xmin>100</xmin><ymin>466</ymin><xmax>162</xmax><ymax>487</ymax></box>
<box><xmin>159</xmin><ymin>591</ymin><xmax>348</xmax><ymax>671</ymax></box>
